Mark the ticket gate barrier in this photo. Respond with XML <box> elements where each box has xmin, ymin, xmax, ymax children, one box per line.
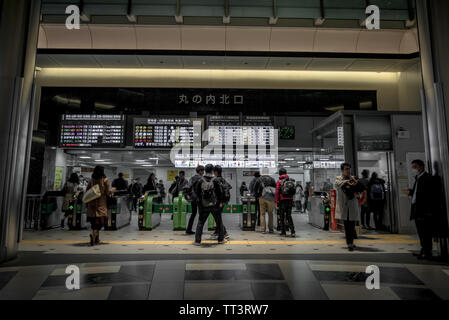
<box><xmin>138</xmin><ymin>194</ymin><xmax>161</xmax><ymax>230</ymax></box>
<box><xmin>222</xmin><ymin>204</ymin><xmax>232</xmax><ymax>214</ymax></box>
<box><xmin>67</xmin><ymin>196</ymin><xmax>87</xmax><ymax>230</ymax></box>
<box><xmin>232</xmin><ymin>204</ymin><xmax>242</xmax><ymax>214</ymax></box>
<box><xmin>320</xmin><ymin>194</ymin><xmax>331</xmax><ymax>231</ymax></box>
<box><xmin>208</xmin><ymin>213</ymin><xmax>215</xmax><ymax>231</ymax></box>
<box><xmin>173</xmin><ymin>192</ymin><xmax>187</xmax><ymax>231</ymax></box>
<box><xmin>308</xmin><ymin>192</ymin><xmax>331</xmax><ymax>230</ymax></box>
<box><xmin>240</xmin><ymin>196</ymin><xmax>257</xmax><ymax>231</ymax></box>
<box><xmin>40</xmin><ymin>191</ymin><xmax>64</xmax><ymax>229</ymax></box>
<box><xmin>104</xmin><ymin>192</ymin><xmax>132</xmax><ymax>231</ymax></box>
<box><xmin>104</xmin><ymin>197</ymin><xmax>118</xmax><ymax>231</ymax></box>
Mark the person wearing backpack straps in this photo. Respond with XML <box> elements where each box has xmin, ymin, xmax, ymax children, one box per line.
<box><xmin>193</xmin><ymin>164</ymin><xmax>225</xmax><ymax>245</ymax></box>
<box><xmin>184</xmin><ymin>165</ymin><xmax>205</xmax><ymax>235</ymax></box>
<box><xmin>368</xmin><ymin>172</ymin><xmax>386</xmax><ymax>231</ymax></box>
<box><xmin>255</xmin><ymin>174</ymin><xmax>276</xmax><ymax>234</ymax></box>
<box><xmin>211</xmin><ymin>165</ymin><xmax>230</xmax><ymax>240</ymax></box>
<box><xmin>275</xmin><ymin>168</ymin><xmax>296</xmax><ymax>237</ymax></box>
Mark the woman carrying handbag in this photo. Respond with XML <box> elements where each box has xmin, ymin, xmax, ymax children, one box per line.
<box><xmin>84</xmin><ymin>166</ymin><xmax>115</xmax><ymax>246</ymax></box>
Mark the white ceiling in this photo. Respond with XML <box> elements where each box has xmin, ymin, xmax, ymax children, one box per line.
<box><xmin>38</xmin><ymin>24</ymin><xmax>419</xmax><ymax>54</ymax></box>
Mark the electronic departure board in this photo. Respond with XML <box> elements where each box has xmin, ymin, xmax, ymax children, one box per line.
<box><xmin>134</xmin><ymin>117</ymin><xmax>202</xmax><ymax>148</ymax></box>
<box><xmin>207</xmin><ymin>115</ymin><xmax>275</xmax><ymax>146</ymax></box>
<box><xmin>59</xmin><ymin>114</ymin><xmax>125</xmax><ymax>148</ymax></box>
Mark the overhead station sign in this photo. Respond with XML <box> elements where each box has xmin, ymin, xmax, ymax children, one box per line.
<box><xmin>133</xmin><ymin>117</ymin><xmax>202</xmax><ymax>148</ymax></box>
<box><xmin>59</xmin><ymin>114</ymin><xmax>125</xmax><ymax>148</ymax></box>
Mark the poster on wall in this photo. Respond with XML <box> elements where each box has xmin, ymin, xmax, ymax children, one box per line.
<box><xmin>167</xmin><ymin>170</ymin><xmax>179</xmax><ymax>182</ymax></box>
<box><xmin>396</xmin><ymin>161</ymin><xmax>410</xmax><ymax>198</ymax></box>
<box><xmin>54</xmin><ymin>167</ymin><xmax>63</xmax><ymax>191</ymax></box>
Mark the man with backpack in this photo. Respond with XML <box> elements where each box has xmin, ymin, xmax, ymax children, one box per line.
<box><xmin>193</xmin><ymin>164</ymin><xmax>225</xmax><ymax>245</ymax></box>
<box><xmin>359</xmin><ymin>170</ymin><xmax>371</xmax><ymax>229</ymax></box>
<box><xmin>184</xmin><ymin>166</ymin><xmax>205</xmax><ymax>235</ymax></box>
<box><xmin>128</xmin><ymin>177</ymin><xmax>143</xmax><ymax>212</ymax></box>
<box><xmin>212</xmin><ymin>165</ymin><xmax>231</xmax><ymax>240</ymax></box>
<box><xmin>254</xmin><ymin>174</ymin><xmax>277</xmax><ymax>233</ymax></box>
<box><xmin>275</xmin><ymin>168</ymin><xmax>296</xmax><ymax>237</ymax></box>
<box><xmin>368</xmin><ymin>172</ymin><xmax>386</xmax><ymax>231</ymax></box>
<box><xmin>249</xmin><ymin>172</ymin><xmax>261</xmax><ymax>226</ymax></box>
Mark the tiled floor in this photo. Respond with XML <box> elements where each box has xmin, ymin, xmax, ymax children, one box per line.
<box><xmin>0</xmin><ymin>259</ymin><xmax>448</xmax><ymax>300</ymax></box>
<box><xmin>18</xmin><ymin>214</ymin><xmax>422</xmax><ymax>256</ymax></box>
<box><xmin>1</xmin><ymin>213</ymin><xmax>447</xmax><ymax>300</ymax></box>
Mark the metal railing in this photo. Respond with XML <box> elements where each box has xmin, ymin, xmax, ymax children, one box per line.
<box><xmin>24</xmin><ymin>194</ymin><xmax>42</xmax><ymax>230</ymax></box>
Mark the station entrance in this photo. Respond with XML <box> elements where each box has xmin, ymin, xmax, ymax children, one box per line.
<box><xmin>20</xmin><ymin>86</ymin><xmax>425</xmax><ymax>257</ymax></box>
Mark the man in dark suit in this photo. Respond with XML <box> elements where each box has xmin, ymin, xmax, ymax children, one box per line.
<box><xmin>409</xmin><ymin>159</ymin><xmax>435</xmax><ymax>260</ymax></box>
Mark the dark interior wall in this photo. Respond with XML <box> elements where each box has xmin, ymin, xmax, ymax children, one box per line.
<box><xmin>38</xmin><ymin>87</ymin><xmax>377</xmax><ymax>146</ymax></box>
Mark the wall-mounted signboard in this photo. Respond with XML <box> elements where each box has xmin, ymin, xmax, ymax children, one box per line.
<box><xmin>133</xmin><ymin>117</ymin><xmax>202</xmax><ymax>148</ymax></box>
<box><xmin>207</xmin><ymin>115</ymin><xmax>275</xmax><ymax>146</ymax></box>
<box><xmin>59</xmin><ymin>114</ymin><xmax>125</xmax><ymax>148</ymax></box>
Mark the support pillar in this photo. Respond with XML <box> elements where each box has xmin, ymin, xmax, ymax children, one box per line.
<box><xmin>0</xmin><ymin>0</ymin><xmax>41</xmax><ymax>263</ymax></box>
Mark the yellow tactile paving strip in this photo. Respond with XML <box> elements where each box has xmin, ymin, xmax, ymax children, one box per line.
<box><xmin>21</xmin><ymin>235</ymin><xmax>418</xmax><ymax>246</ymax></box>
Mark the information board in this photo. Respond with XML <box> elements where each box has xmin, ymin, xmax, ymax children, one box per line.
<box><xmin>59</xmin><ymin>114</ymin><xmax>125</xmax><ymax>148</ymax></box>
<box><xmin>207</xmin><ymin>115</ymin><xmax>275</xmax><ymax>146</ymax></box>
<box><xmin>134</xmin><ymin>117</ymin><xmax>202</xmax><ymax>148</ymax></box>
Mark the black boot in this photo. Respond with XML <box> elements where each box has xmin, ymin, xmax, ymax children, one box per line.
<box><xmin>60</xmin><ymin>219</ymin><xmax>65</xmax><ymax>228</ymax></box>
<box><xmin>89</xmin><ymin>234</ymin><xmax>95</xmax><ymax>246</ymax></box>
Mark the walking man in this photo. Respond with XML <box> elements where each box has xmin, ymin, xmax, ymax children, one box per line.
<box><xmin>275</xmin><ymin>168</ymin><xmax>296</xmax><ymax>237</ymax></box>
<box><xmin>193</xmin><ymin>164</ymin><xmax>225</xmax><ymax>245</ymax></box>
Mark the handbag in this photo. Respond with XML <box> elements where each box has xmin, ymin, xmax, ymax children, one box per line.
<box><xmin>82</xmin><ymin>184</ymin><xmax>101</xmax><ymax>203</ymax></box>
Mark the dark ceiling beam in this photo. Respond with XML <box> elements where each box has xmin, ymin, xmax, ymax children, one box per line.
<box><xmin>269</xmin><ymin>0</ymin><xmax>278</xmax><ymax>25</ymax></box>
<box><xmin>126</xmin><ymin>0</ymin><xmax>136</xmax><ymax>22</ymax></box>
<box><xmin>315</xmin><ymin>0</ymin><xmax>325</xmax><ymax>26</ymax></box>
<box><xmin>223</xmin><ymin>0</ymin><xmax>230</xmax><ymax>24</ymax></box>
<box><xmin>406</xmin><ymin>0</ymin><xmax>415</xmax><ymax>27</ymax></box>
<box><xmin>79</xmin><ymin>0</ymin><xmax>90</xmax><ymax>22</ymax></box>
<box><xmin>175</xmin><ymin>0</ymin><xmax>183</xmax><ymax>23</ymax></box>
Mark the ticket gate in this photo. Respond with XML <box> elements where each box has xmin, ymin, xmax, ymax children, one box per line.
<box><xmin>308</xmin><ymin>192</ymin><xmax>331</xmax><ymax>230</ymax></box>
<box><xmin>104</xmin><ymin>192</ymin><xmax>132</xmax><ymax>231</ymax></box>
<box><xmin>240</xmin><ymin>196</ymin><xmax>257</xmax><ymax>231</ymax></box>
<box><xmin>208</xmin><ymin>213</ymin><xmax>215</xmax><ymax>231</ymax></box>
<box><xmin>67</xmin><ymin>192</ymin><xmax>87</xmax><ymax>230</ymax></box>
<box><xmin>173</xmin><ymin>192</ymin><xmax>187</xmax><ymax>231</ymax></box>
<box><xmin>40</xmin><ymin>191</ymin><xmax>65</xmax><ymax>229</ymax></box>
<box><xmin>138</xmin><ymin>193</ymin><xmax>161</xmax><ymax>230</ymax></box>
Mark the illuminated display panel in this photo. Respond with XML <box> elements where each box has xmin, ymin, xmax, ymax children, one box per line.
<box><xmin>207</xmin><ymin>115</ymin><xmax>275</xmax><ymax>146</ymax></box>
<box><xmin>174</xmin><ymin>115</ymin><xmax>277</xmax><ymax>169</ymax></box>
<box><xmin>134</xmin><ymin>117</ymin><xmax>202</xmax><ymax>148</ymax></box>
<box><xmin>59</xmin><ymin>114</ymin><xmax>125</xmax><ymax>148</ymax></box>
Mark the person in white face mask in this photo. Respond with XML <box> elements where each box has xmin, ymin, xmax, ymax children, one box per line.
<box><xmin>408</xmin><ymin>159</ymin><xmax>434</xmax><ymax>260</ymax></box>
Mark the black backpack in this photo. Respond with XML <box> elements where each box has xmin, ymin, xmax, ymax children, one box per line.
<box><xmin>200</xmin><ymin>176</ymin><xmax>217</xmax><ymax>207</ymax></box>
<box><xmin>370</xmin><ymin>182</ymin><xmax>384</xmax><ymax>200</ymax></box>
<box><xmin>218</xmin><ymin>178</ymin><xmax>232</xmax><ymax>203</ymax></box>
<box><xmin>280</xmin><ymin>178</ymin><xmax>296</xmax><ymax>197</ymax></box>
<box><xmin>184</xmin><ymin>175</ymin><xmax>201</xmax><ymax>202</ymax></box>
<box><xmin>131</xmin><ymin>183</ymin><xmax>142</xmax><ymax>197</ymax></box>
